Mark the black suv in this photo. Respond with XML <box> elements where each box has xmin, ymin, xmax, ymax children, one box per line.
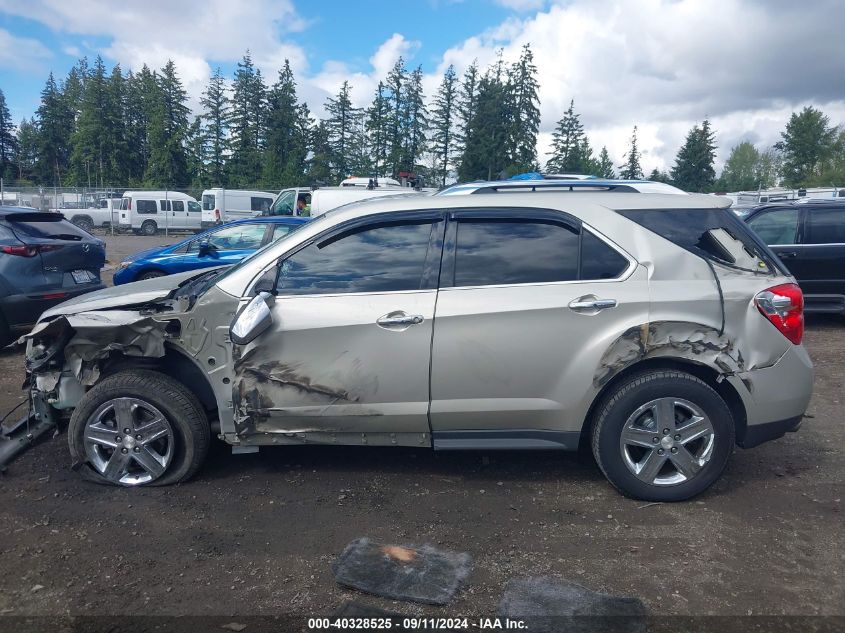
<box><xmin>745</xmin><ymin>199</ymin><xmax>845</xmax><ymax>313</ymax></box>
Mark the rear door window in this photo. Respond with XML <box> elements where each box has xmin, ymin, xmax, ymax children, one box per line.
<box><xmin>747</xmin><ymin>208</ymin><xmax>799</xmax><ymax>244</ymax></box>
<box><xmin>580</xmin><ymin>230</ymin><xmax>630</xmax><ymax>279</ymax></box>
<box><xmin>806</xmin><ymin>207</ymin><xmax>845</xmax><ymax>244</ymax></box>
<box><xmin>202</xmin><ymin>195</ymin><xmax>215</xmax><ymax>210</ymax></box>
<box><xmin>453</xmin><ymin>219</ymin><xmax>579</xmax><ymax>286</ymax></box>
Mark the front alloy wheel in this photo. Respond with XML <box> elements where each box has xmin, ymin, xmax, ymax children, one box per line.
<box><xmin>83</xmin><ymin>397</ymin><xmax>174</xmax><ymax>485</ymax></box>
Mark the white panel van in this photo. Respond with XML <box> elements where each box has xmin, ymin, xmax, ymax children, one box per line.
<box><xmin>201</xmin><ymin>189</ymin><xmax>276</xmax><ymax>227</ymax></box>
<box><xmin>117</xmin><ymin>192</ymin><xmax>202</xmax><ymax>235</ymax></box>
<box><xmin>267</xmin><ymin>186</ymin><xmax>424</xmax><ymax>218</ymax></box>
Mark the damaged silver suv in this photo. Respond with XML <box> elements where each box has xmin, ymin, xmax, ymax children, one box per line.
<box><xmin>19</xmin><ymin>181</ymin><xmax>813</xmax><ymax>501</ymax></box>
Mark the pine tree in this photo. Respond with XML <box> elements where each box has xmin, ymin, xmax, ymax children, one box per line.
<box><xmin>69</xmin><ymin>56</ymin><xmax>109</xmax><ymax>186</ymax></box>
<box><xmin>455</xmin><ymin>60</ymin><xmax>479</xmax><ymax>173</ymax></box>
<box><xmin>547</xmin><ymin>99</ymin><xmax>594</xmax><ymax>174</ymax></box>
<box><xmin>185</xmin><ymin>115</ymin><xmax>207</xmax><ymax>188</ymax></box>
<box><xmin>429</xmin><ymin>65</ymin><xmax>458</xmax><ymax>186</ymax></box>
<box><xmin>263</xmin><ymin>60</ymin><xmax>307</xmax><ymax>187</ymax></box>
<box><xmin>324</xmin><ymin>80</ymin><xmax>359</xmax><ymax>180</ymax></box>
<box><xmin>596</xmin><ymin>146</ymin><xmax>615</xmax><ymax>178</ymax></box>
<box><xmin>306</xmin><ymin>120</ymin><xmax>333</xmax><ymax>184</ymax></box>
<box><xmin>384</xmin><ymin>57</ymin><xmax>406</xmax><ymax>177</ymax></box>
<box><xmin>200</xmin><ymin>67</ymin><xmax>230</xmax><ymax>186</ymax></box>
<box><xmin>36</xmin><ymin>73</ymin><xmax>74</xmax><ymax>186</ymax></box>
<box><xmin>400</xmin><ymin>65</ymin><xmax>427</xmax><ymax>175</ymax></box>
<box><xmin>15</xmin><ymin>118</ymin><xmax>38</xmax><ymax>182</ymax></box>
<box><xmin>619</xmin><ymin>126</ymin><xmax>643</xmax><ymax>180</ymax></box>
<box><xmin>778</xmin><ymin>106</ymin><xmax>836</xmax><ymax>187</ymax></box>
<box><xmin>670</xmin><ymin>119</ymin><xmax>716</xmax><ymax>192</ymax></box>
<box><xmin>0</xmin><ymin>89</ymin><xmax>16</xmax><ymax>178</ymax></box>
<box><xmin>505</xmin><ymin>44</ymin><xmax>540</xmax><ymax>172</ymax></box>
<box><xmin>647</xmin><ymin>167</ymin><xmax>671</xmax><ymax>183</ymax></box>
<box><xmin>227</xmin><ymin>51</ymin><xmax>266</xmax><ymax>186</ymax></box>
<box><xmin>146</xmin><ymin>60</ymin><xmax>190</xmax><ymax>186</ymax></box>
<box><xmin>366</xmin><ymin>82</ymin><xmax>390</xmax><ymax>177</ymax></box>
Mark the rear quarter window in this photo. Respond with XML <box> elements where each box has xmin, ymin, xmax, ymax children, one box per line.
<box><xmin>136</xmin><ymin>200</ymin><xmax>157</xmax><ymax>214</ymax></box>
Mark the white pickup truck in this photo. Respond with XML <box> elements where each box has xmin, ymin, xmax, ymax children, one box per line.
<box><xmin>56</xmin><ymin>199</ymin><xmax>118</xmax><ymax>232</ymax></box>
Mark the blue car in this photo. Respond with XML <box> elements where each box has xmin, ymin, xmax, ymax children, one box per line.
<box><xmin>113</xmin><ymin>217</ymin><xmax>309</xmax><ymax>285</ymax></box>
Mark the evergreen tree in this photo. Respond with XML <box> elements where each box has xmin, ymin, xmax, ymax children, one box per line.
<box><xmin>324</xmin><ymin>80</ymin><xmax>359</xmax><ymax>180</ymax></box>
<box><xmin>718</xmin><ymin>141</ymin><xmax>761</xmax><ymax>191</ymax></box>
<box><xmin>263</xmin><ymin>60</ymin><xmax>308</xmax><ymax>187</ymax></box>
<box><xmin>619</xmin><ymin>126</ymin><xmax>643</xmax><ymax>180</ymax></box>
<box><xmin>778</xmin><ymin>106</ymin><xmax>836</xmax><ymax>187</ymax></box>
<box><xmin>306</xmin><ymin>120</ymin><xmax>333</xmax><ymax>184</ymax></box>
<box><xmin>384</xmin><ymin>57</ymin><xmax>407</xmax><ymax>177</ymax></box>
<box><xmin>366</xmin><ymin>81</ymin><xmax>390</xmax><ymax>177</ymax></box>
<box><xmin>670</xmin><ymin>119</ymin><xmax>716</xmax><ymax>192</ymax></box>
<box><xmin>505</xmin><ymin>44</ymin><xmax>540</xmax><ymax>172</ymax></box>
<box><xmin>227</xmin><ymin>51</ymin><xmax>266</xmax><ymax>186</ymax></box>
<box><xmin>15</xmin><ymin>118</ymin><xmax>38</xmax><ymax>182</ymax></box>
<box><xmin>459</xmin><ymin>55</ymin><xmax>510</xmax><ymax>181</ymax></box>
<box><xmin>200</xmin><ymin>67</ymin><xmax>230</xmax><ymax>186</ymax></box>
<box><xmin>647</xmin><ymin>167</ymin><xmax>671</xmax><ymax>183</ymax></box>
<box><xmin>429</xmin><ymin>65</ymin><xmax>458</xmax><ymax>186</ymax></box>
<box><xmin>455</xmin><ymin>60</ymin><xmax>479</xmax><ymax>171</ymax></box>
<box><xmin>596</xmin><ymin>146</ymin><xmax>615</xmax><ymax>178</ymax></box>
<box><xmin>0</xmin><ymin>89</ymin><xmax>16</xmax><ymax>178</ymax></box>
<box><xmin>69</xmin><ymin>56</ymin><xmax>110</xmax><ymax>186</ymax></box>
<box><xmin>35</xmin><ymin>72</ymin><xmax>74</xmax><ymax>186</ymax></box>
<box><xmin>547</xmin><ymin>99</ymin><xmax>594</xmax><ymax>173</ymax></box>
<box><xmin>145</xmin><ymin>60</ymin><xmax>190</xmax><ymax>186</ymax></box>
<box><xmin>400</xmin><ymin>65</ymin><xmax>427</xmax><ymax>175</ymax></box>
<box><xmin>185</xmin><ymin>115</ymin><xmax>207</xmax><ymax>188</ymax></box>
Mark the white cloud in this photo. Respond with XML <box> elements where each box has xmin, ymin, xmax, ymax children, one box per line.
<box><xmin>0</xmin><ymin>27</ymin><xmax>52</xmax><ymax>71</ymax></box>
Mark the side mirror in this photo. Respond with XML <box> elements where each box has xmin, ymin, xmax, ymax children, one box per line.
<box><xmin>197</xmin><ymin>239</ymin><xmax>213</xmax><ymax>256</ymax></box>
<box><xmin>230</xmin><ymin>292</ymin><xmax>273</xmax><ymax>345</ymax></box>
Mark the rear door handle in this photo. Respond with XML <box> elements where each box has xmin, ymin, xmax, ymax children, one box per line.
<box><xmin>569</xmin><ymin>298</ymin><xmax>618</xmax><ymax>312</ymax></box>
<box><xmin>376</xmin><ymin>312</ymin><xmax>424</xmax><ymax>328</ymax></box>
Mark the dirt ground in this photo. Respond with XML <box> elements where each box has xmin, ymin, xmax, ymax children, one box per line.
<box><xmin>0</xmin><ymin>233</ymin><xmax>842</xmax><ymax>625</ymax></box>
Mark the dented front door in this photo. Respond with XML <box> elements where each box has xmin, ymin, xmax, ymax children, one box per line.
<box><xmin>231</xmin><ymin>214</ymin><xmax>444</xmax><ymax>440</ymax></box>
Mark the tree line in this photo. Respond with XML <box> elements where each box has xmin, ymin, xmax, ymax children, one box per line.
<box><xmin>0</xmin><ymin>48</ymin><xmax>843</xmax><ymax>192</ymax></box>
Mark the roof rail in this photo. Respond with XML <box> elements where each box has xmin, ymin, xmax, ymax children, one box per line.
<box><xmin>469</xmin><ymin>180</ymin><xmax>641</xmax><ymax>194</ymax></box>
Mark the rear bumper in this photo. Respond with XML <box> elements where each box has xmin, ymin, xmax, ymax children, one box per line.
<box><xmin>729</xmin><ymin>343</ymin><xmax>814</xmax><ymax>448</ymax></box>
<box><xmin>0</xmin><ymin>283</ymin><xmax>107</xmax><ymax>329</ymax></box>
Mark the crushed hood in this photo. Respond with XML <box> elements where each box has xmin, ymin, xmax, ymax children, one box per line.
<box><xmin>38</xmin><ymin>268</ymin><xmax>220</xmax><ymax>320</ymax></box>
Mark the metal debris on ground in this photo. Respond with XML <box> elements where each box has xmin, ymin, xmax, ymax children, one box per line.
<box><xmin>498</xmin><ymin>577</ymin><xmax>647</xmax><ymax>633</ymax></box>
<box><xmin>332</xmin><ymin>537</ymin><xmax>472</xmax><ymax>605</ymax></box>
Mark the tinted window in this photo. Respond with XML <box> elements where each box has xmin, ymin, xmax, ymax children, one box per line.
<box><xmin>7</xmin><ymin>218</ymin><xmax>87</xmax><ymax>240</ymax></box>
<box><xmin>136</xmin><ymin>200</ymin><xmax>157</xmax><ymax>214</ymax></box>
<box><xmin>202</xmin><ymin>194</ymin><xmax>215</xmax><ymax>211</ymax></box>
<box><xmin>619</xmin><ymin>208</ymin><xmax>783</xmax><ymax>274</ymax></box>
<box><xmin>806</xmin><ymin>207</ymin><xmax>845</xmax><ymax>244</ymax></box>
<box><xmin>581</xmin><ymin>230</ymin><xmax>629</xmax><ymax>279</ymax></box>
<box><xmin>251</xmin><ymin>197</ymin><xmax>273</xmax><ymax>212</ymax></box>
<box><xmin>454</xmin><ymin>220</ymin><xmax>578</xmax><ymax>286</ymax></box>
<box><xmin>276</xmin><ymin>221</ymin><xmax>433</xmax><ymax>295</ymax></box>
<box><xmin>172</xmin><ymin>200</ymin><xmax>184</xmax><ymax>212</ymax></box>
<box><xmin>191</xmin><ymin>223</ymin><xmax>267</xmax><ymax>252</ymax></box>
<box><xmin>747</xmin><ymin>208</ymin><xmax>799</xmax><ymax>244</ymax></box>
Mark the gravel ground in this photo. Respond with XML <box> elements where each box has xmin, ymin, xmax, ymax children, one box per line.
<box><xmin>0</xmin><ymin>234</ymin><xmax>842</xmax><ymax>624</ymax></box>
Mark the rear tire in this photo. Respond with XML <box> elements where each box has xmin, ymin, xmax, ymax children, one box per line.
<box><xmin>69</xmin><ymin>369</ymin><xmax>210</xmax><ymax>487</ymax></box>
<box><xmin>137</xmin><ymin>270</ymin><xmax>166</xmax><ymax>281</ymax></box>
<box><xmin>591</xmin><ymin>370</ymin><xmax>734</xmax><ymax>502</ymax></box>
<box><xmin>141</xmin><ymin>220</ymin><xmax>158</xmax><ymax>236</ymax></box>
<box><xmin>72</xmin><ymin>216</ymin><xmax>95</xmax><ymax>232</ymax></box>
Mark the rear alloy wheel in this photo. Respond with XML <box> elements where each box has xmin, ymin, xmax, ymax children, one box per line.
<box><xmin>69</xmin><ymin>369</ymin><xmax>210</xmax><ymax>486</ymax></box>
<box><xmin>141</xmin><ymin>220</ymin><xmax>158</xmax><ymax>236</ymax></box>
<box><xmin>592</xmin><ymin>370</ymin><xmax>734</xmax><ymax>501</ymax></box>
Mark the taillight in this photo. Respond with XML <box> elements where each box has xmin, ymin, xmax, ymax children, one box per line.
<box><xmin>1</xmin><ymin>244</ymin><xmax>65</xmax><ymax>257</ymax></box>
<box><xmin>2</xmin><ymin>245</ymin><xmax>37</xmax><ymax>257</ymax></box>
<box><xmin>755</xmin><ymin>283</ymin><xmax>804</xmax><ymax>345</ymax></box>
<box><xmin>214</xmin><ymin>209</ymin><xmax>220</xmax><ymax>220</ymax></box>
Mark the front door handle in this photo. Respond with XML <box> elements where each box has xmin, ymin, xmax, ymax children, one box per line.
<box><xmin>779</xmin><ymin>251</ymin><xmax>798</xmax><ymax>259</ymax></box>
<box><xmin>569</xmin><ymin>298</ymin><xmax>618</xmax><ymax>312</ymax></box>
<box><xmin>376</xmin><ymin>312</ymin><xmax>424</xmax><ymax>329</ymax></box>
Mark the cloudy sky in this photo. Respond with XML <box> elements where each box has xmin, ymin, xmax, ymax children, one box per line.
<box><xmin>1</xmin><ymin>0</ymin><xmax>844</xmax><ymax>173</ymax></box>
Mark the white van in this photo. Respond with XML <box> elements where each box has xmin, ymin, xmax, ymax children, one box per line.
<box><xmin>200</xmin><ymin>188</ymin><xmax>276</xmax><ymax>227</ymax></box>
<box><xmin>339</xmin><ymin>176</ymin><xmax>403</xmax><ymax>188</ymax></box>
<box><xmin>118</xmin><ymin>191</ymin><xmax>202</xmax><ymax>235</ymax></box>
<box><xmin>267</xmin><ymin>186</ymin><xmax>423</xmax><ymax>218</ymax></box>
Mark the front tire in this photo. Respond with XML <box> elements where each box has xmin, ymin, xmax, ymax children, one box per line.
<box><xmin>72</xmin><ymin>216</ymin><xmax>95</xmax><ymax>232</ymax></box>
<box><xmin>69</xmin><ymin>369</ymin><xmax>210</xmax><ymax>487</ymax></box>
<box><xmin>591</xmin><ymin>370</ymin><xmax>734</xmax><ymax>501</ymax></box>
<box><xmin>137</xmin><ymin>270</ymin><xmax>166</xmax><ymax>281</ymax></box>
<box><xmin>140</xmin><ymin>220</ymin><xmax>158</xmax><ymax>236</ymax></box>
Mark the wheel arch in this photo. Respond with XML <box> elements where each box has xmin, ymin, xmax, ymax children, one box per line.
<box><xmin>580</xmin><ymin>357</ymin><xmax>747</xmax><ymax>450</ymax></box>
